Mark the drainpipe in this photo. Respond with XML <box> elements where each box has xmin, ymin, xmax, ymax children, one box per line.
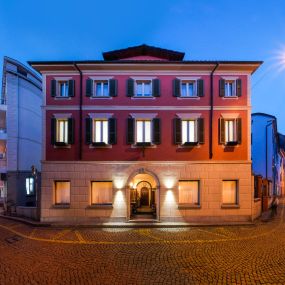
<box><xmin>74</xmin><ymin>63</ymin><xmax>83</xmax><ymax>160</ymax></box>
<box><xmin>209</xmin><ymin>63</ymin><xmax>219</xmax><ymax>159</ymax></box>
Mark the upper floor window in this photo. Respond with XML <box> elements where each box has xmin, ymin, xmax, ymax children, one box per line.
<box><xmin>174</xmin><ymin>117</ymin><xmax>204</xmax><ymax>146</ymax></box>
<box><xmin>86</xmin><ymin>78</ymin><xmax>117</xmax><ymax>98</ymax></box>
<box><xmin>51</xmin><ymin>117</ymin><xmax>74</xmax><ymax>146</ymax></box>
<box><xmin>127</xmin><ymin>78</ymin><xmax>160</xmax><ymax>98</ymax></box>
<box><xmin>127</xmin><ymin>117</ymin><xmax>160</xmax><ymax>146</ymax></box>
<box><xmin>26</xmin><ymin>177</ymin><xmax>34</xmax><ymax>196</ymax></box>
<box><xmin>173</xmin><ymin>78</ymin><xmax>204</xmax><ymax>98</ymax></box>
<box><xmin>219</xmin><ymin>118</ymin><xmax>242</xmax><ymax>146</ymax></box>
<box><xmin>85</xmin><ymin>117</ymin><xmax>116</xmax><ymax>146</ymax></box>
<box><xmin>51</xmin><ymin>79</ymin><xmax>75</xmax><ymax>98</ymax></box>
<box><xmin>219</xmin><ymin>78</ymin><xmax>242</xmax><ymax>98</ymax></box>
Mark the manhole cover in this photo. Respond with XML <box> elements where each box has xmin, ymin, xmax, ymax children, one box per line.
<box><xmin>5</xmin><ymin>235</ymin><xmax>23</xmax><ymax>244</ymax></box>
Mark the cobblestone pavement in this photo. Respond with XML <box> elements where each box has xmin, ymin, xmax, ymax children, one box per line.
<box><xmin>1</xmin><ymin>206</ymin><xmax>285</xmax><ymax>285</ymax></box>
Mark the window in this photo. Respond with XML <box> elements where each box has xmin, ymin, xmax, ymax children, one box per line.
<box><xmin>136</xmin><ymin>81</ymin><xmax>152</xmax><ymax>97</ymax></box>
<box><xmin>95</xmin><ymin>81</ymin><xmax>109</xmax><ymax>97</ymax></box>
<box><xmin>93</xmin><ymin>120</ymin><xmax>108</xmax><ymax>144</ymax></box>
<box><xmin>56</xmin><ymin>119</ymin><xmax>68</xmax><ymax>144</ymax></box>
<box><xmin>181</xmin><ymin>81</ymin><xmax>196</xmax><ymax>97</ymax></box>
<box><xmin>55</xmin><ymin>181</ymin><xmax>70</xmax><ymax>205</ymax></box>
<box><xmin>225</xmin><ymin>81</ymin><xmax>235</xmax><ymax>97</ymax></box>
<box><xmin>178</xmin><ymin>181</ymin><xmax>200</xmax><ymax>205</ymax></box>
<box><xmin>59</xmin><ymin>81</ymin><xmax>69</xmax><ymax>97</ymax></box>
<box><xmin>225</xmin><ymin>119</ymin><xmax>236</xmax><ymax>143</ymax></box>
<box><xmin>219</xmin><ymin>78</ymin><xmax>241</xmax><ymax>97</ymax></box>
<box><xmin>91</xmin><ymin>181</ymin><xmax>112</xmax><ymax>204</ymax></box>
<box><xmin>25</xmin><ymin>177</ymin><xmax>34</xmax><ymax>195</ymax></box>
<box><xmin>182</xmin><ymin>120</ymin><xmax>197</xmax><ymax>143</ymax></box>
<box><xmin>136</xmin><ymin>120</ymin><xmax>151</xmax><ymax>143</ymax></box>
<box><xmin>222</xmin><ymin>180</ymin><xmax>238</xmax><ymax>204</ymax></box>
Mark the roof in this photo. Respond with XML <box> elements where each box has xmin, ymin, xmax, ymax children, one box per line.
<box><xmin>102</xmin><ymin>44</ymin><xmax>185</xmax><ymax>61</ymax></box>
<box><xmin>252</xmin><ymin>112</ymin><xmax>277</xmax><ymax>120</ymax></box>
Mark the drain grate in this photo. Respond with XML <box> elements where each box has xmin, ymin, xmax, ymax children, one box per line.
<box><xmin>5</xmin><ymin>235</ymin><xmax>23</xmax><ymax>244</ymax></box>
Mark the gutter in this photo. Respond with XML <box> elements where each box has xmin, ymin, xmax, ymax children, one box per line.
<box><xmin>209</xmin><ymin>63</ymin><xmax>219</xmax><ymax>159</ymax></box>
<box><xmin>74</xmin><ymin>63</ymin><xmax>83</xmax><ymax>160</ymax></box>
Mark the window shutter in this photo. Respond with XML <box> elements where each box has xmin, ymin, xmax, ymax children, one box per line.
<box><xmin>127</xmin><ymin>118</ymin><xmax>135</xmax><ymax>144</ymax></box>
<box><xmin>174</xmin><ymin>118</ymin><xmax>182</xmax><ymax>144</ymax></box>
<box><xmin>51</xmin><ymin>117</ymin><xmax>56</xmax><ymax>144</ymax></box>
<box><xmin>219</xmin><ymin>118</ymin><xmax>225</xmax><ymax>144</ymax></box>
<box><xmin>197</xmin><ymin>79</ymin><xmax>204</xmax><ymax>97</ymax></box>
<box><xmin>237</xmin><ymin>118</ymin><xmax>242</xmax><ymax>144</ymax></box>
<box><xmin>219</xmin><ymin>79</ymin><xmax>225</xmax><ymax>97</ymax></box>
<box><xmin>86</xmin><ymin>79</ymin><xmax>93</xmax><ymax>97</ymax></box>
<box><xmin>236</xmin><ymin>79</ymin><xmax>242</xmax><ymax>97</ymax></box>
<box><xmin>68</xmin><ymin>118</ymin><xmax>74</xmax><ymax>144</ymax></box>
<box><xmin>51</xmin><ymin>79</ymin><xmax>57</xmax><ymax>97</ymax></box>
<box><xmin>109</xmin><ymin>79</ymin><xmax>118</xmax><ymax>97</ymax></box>
<box><xmin>108</xmin><ymin>118</ymin><xmax>117</xmax><ymax>145</ymax></box>
<box><xmin>197</xmin><ymin>118</ymin><xmax>204</xmax><ymax>144</ymax></box>
<box><xmin>85</xmin><ymin>117</ymin><xmax>92</xmax><ymax>144</ymax></box>
<box><xmin>126</xmin><ymin>78</ymin><xmax>134</xmax><ymax>97</ymax></box>
<box><xmin>173</xmin><ymin>78</ymin><xmax>180</xmax><ymax>97</ymax></box>
<box><xmin>152</xmin><ymin>79</ymin><xmax>160</xmax><ymax>97</ymax></box>
<box><xmin>68</xmin><ymin>80</ymin><xmax>75</xmax><ymax>97</ymax></box>
<box><xmin>152</xmin><ymin>118</ymin><xmax>161</xmax><ymax>145</ymax></box>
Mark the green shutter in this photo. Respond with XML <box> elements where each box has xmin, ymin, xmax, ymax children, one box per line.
<box><xmin>68</xmin><ymin>80</ymin><xmax>75</xmax><ymax>97</ymax></box>
<box><xmin>219</xmin><ymin>79</ymin><xmax>225</xmax><ymax>97</ymax></box>
<box><xmin>219</xmin><ymin>118</ymin><xmax>225</xmax><ymax>144</ymax></box>
<box><xmin>127</xmin><ymin>78</ymin><xmax>134</xmax><ymax>97</ymax></box>
<box><xmin>237</xmin><ymin>118</ymin><xmax>242</xmax><ymax>144</ymax></box>
<box><xmin>174</xmin><ymin>118</ymin><xmax>182</xmax><ymax>144</ymax></box>
<box><xmin>152</xmin><ymin>118</ymin><xmax>161</xmax><ymax>145</ymax></box>
<box><xmin>236</xmin><ymin>79</ymin><xmax>242</xmax><ymax>97</ymax></box>
<box><xmin>127</xmin><ymin>118</ymin><xmax>134</xmax><ymax>144</ymax></box>
<box><xmin>86</xmin><ymin>79</ymin><xmax>93</xmax><ymax>97</ymax></box>
<box><xmin>109</xmin><ymin>79</ymin><xmax>118</xmax><ymax>97</ymax></box>
<box><xmin>51</xmin><ymin>117</ymin><xmax>56</xmax><ymax>144</ymax></box>
<box><xmin>173</xmin><ymin>78</ymin><xmax>180</xmax><ymax>97</ymax></box>
<box><xmin>51</xmin><ymin>79</ymin><xmax>57</xmax><ymax>97</ymax></box>
<box><xmin>68</xmin><ymin>118</ymin><xmax>74</xmax><ymax>144</ymax></box>
<box><xmin>85</xmin><ymin>117</ymin><xmax>92</xmax><ymax>144</ymax></box>
<box><xmin>108</xmin><ymin>118</ymin><xmax>117</xmax><ymax>144</ymax></box>
<box><xmin>197</xmin><ymin>79</ymin><xmax>204</xmax><ymax>97</ymax></box>
<box><xmin>152</xmin><ymin>79</ymin><xmax>160</xmax><ymax>97</ymax></box>
<box><xmin>198</xmin><ymin>118</ymin><xmax>204</xmax><ymax>144</ymax></box>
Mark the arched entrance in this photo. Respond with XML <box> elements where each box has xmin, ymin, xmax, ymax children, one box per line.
<box><xmin>127</xmin><ymin>169</ymin><xmax>159</xmax><ymax>221</ymax></box>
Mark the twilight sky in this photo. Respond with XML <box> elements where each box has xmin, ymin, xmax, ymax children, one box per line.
<box><xmin>1</xmin><ymin>0</ymin><xmax>285</xmax><ymax>132</ymax></box>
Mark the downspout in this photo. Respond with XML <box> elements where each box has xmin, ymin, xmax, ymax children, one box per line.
<box><xmin>74</xmin><ymin>63</ymin><xmax>83</xmax><ymax>160</ymax></box>
<box><xmin>209</xmin><ymin>63</ymin><xmax>219</xmax><ymax>159</ymax></box>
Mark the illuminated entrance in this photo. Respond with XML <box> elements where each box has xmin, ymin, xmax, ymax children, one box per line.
<box><xmin>128</xmin><ymin>170</ymin><xmax>159</xmax><ymax>220</ymax></box>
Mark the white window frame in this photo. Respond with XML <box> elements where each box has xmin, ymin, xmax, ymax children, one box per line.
<box><xmin>58</xmin><ymin>81</ymin><xmax>69</xmax><ymax>98</ymax></box>
<box><xmin>56</xmin><ymin>119</ymin><xmax>68</xmax><ymax>144</ymax></box>
<box><xmin>25</xmin><ymin>177</ymin><xmax>34</xmax><ymax>196</ymax></box>
<box><xmin>180</xmin><ymin>80</ymin><xmax>197</xmax><ymax>97</ymax></box>
<box><xmin>224</xmin><ymin>119</ymin><xmax>237</xmax><ymax>143</ymax></box>
<box><xmin>92</xmin><ymin>119</ymin><xmax>109</xmax><ymax>144</ymax></box>
<box><xmin>135</xmin><ymin>119</ymin><xmax>152</xmax><ymax>143</ymax></box>
<box><xmin>222</xmin><ymin>180</ymin><xmax>238</xmax><ymax>205</ymax></box>
<box><xmin>224</xmin><ymin>80</ymin><xmax>237</xmax><ymax>97</ymax></box>
<box><xmin>91</xmin><ymin>181</ymin><xmax>113</xmax><ymax>205</ymax></box>
<box><xmin>94</xmin><ymin>80</ymin><xmax>109</xmax><ymax>97</ymax></box>
<box><xmin>54</xmin><ymin>181</ymin><xmax>71</xmax><ymax>205</ymax></box>
<box><xmin>178</xmin><ymin>180</ymin><xmax>200</xmax><ymax>205</ymax></box>
<box><xmin>135</xmin><ymin>80</ymin><xmax>152</xmax><ymax>97</ymax></box>
<box><xmin>182</xmin><ymin>119</ymin><xmax>198</xmax><ymax>144</ymax></box>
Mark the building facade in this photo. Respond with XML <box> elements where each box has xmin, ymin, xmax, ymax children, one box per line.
<box><xmin>1</xmin><ymin>57</ymin><xmax>42</xmax><ymax>210</ymax></box>
<box><xmin>29</xmin><ymin>45</ymin><xmax>262</xmax><ymax>223</ymax></box>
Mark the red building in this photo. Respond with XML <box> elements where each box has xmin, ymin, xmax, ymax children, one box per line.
<box><xmin>29</xmin><ymin>45</ymin><xmax>262</xmax><ymax>223</ymax></box>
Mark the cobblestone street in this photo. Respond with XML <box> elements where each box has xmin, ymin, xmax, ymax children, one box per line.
<box><xmin>1</xmin><ymin>205</ymin><xmax>285</xmax><ymax>285</ymax></box>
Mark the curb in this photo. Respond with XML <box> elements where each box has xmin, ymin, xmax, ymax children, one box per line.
<box><xmin>0</xmin><ymin>215</ymin><xmax>50</xmax><ymax>227</ymax></box>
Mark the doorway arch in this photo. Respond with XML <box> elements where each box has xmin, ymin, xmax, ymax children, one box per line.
<box><xmin>126</xmin><ymin>168</ymin><xmax>160</xmax><ymax>221</ymax></box>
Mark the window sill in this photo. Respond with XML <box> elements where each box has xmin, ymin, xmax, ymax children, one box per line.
<box><xmin>132</xmin><ymin>142</ymin><xmax>157</xmax><ymax>148</ymax></box>
<box><xmin>254</xmin><ymin>198</ymin><xmax>261</xmax><ymax>202</ymax></box>
<box><xmin>222</xmin><ymin>96</ymin><xmax>238</xmax><ymax>99</ymax></box>
<box><xmin>52</xmin><ymin>204</ymin><xmax>70</xmax><ymax>209</ymax></box>
<box><xmin>86</xmin><ymin>204</ymin><xmax>113</xmax><ymax>210</ymax></box>
<box><xmin>224</xmin><ymin>141</ymin><xmax>238</xmax><ymax>146</ymax></box>
<box><xmin>54</xmin><ymin>143</ymin><xmax>71</xmax><ymax>148</ymax></box>
<box><xmin>89</xmin><ymin>142</ymin><xmax>112</xmax><ymax>148</ymax></box>
<box><xmin>180</xmin><ymin>142</ymin><xmax>199</xmax><ymax>147</ymax></box>
<box><xmin>54</xmin><ymin>96</ymin><xmax>72</xmax><ymax>100</ymax></box>
<box><xmin>90</xmin><ymin>96</ymin><xmax>112</xmax><ymax>99</ymax></box>
<box><xmin>131</xmin><ymin>96</ymin><xmax>156</xmax><ymax>99</ymax></box>
<box><xmin>177</xmin><ymin>96</ymin><xmax>200</xmax><ymax>99</ymax></box>
<box><xmin>221</xmin><ymin>204</ymin><xmax>240</xmax><ymax>209</ymax></box>
<box><xmin>178</xmin><ymin>204</ymin><xmax>201</xmax><ymax>209</ymax></box>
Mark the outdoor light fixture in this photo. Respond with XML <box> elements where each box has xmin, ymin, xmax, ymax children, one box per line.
<box><xmin>114</xmin><ymin>178</ymin><xmax>125</xmax><ymax>189</ymax></box>
<box><xmin>164</xmin><ymin>178</ymin><xmax>175</xmax><ymax>189</ymax></box>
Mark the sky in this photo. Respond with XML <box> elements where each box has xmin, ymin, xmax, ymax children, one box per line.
<box><xmin>1</xmin><ymin>0</ymin><xmax>285</xmax><ymax>132</ymax></box>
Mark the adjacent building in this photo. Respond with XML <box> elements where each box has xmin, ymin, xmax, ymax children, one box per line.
<box><xmin>29</xmin><ymin>44</ymin><xmax>262</xmax><ymax>223</ymax></box>
<box><xmin>0</xmin><ymin>57</ymin><xmax>42</xmax><ymax>215</ymax></box>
